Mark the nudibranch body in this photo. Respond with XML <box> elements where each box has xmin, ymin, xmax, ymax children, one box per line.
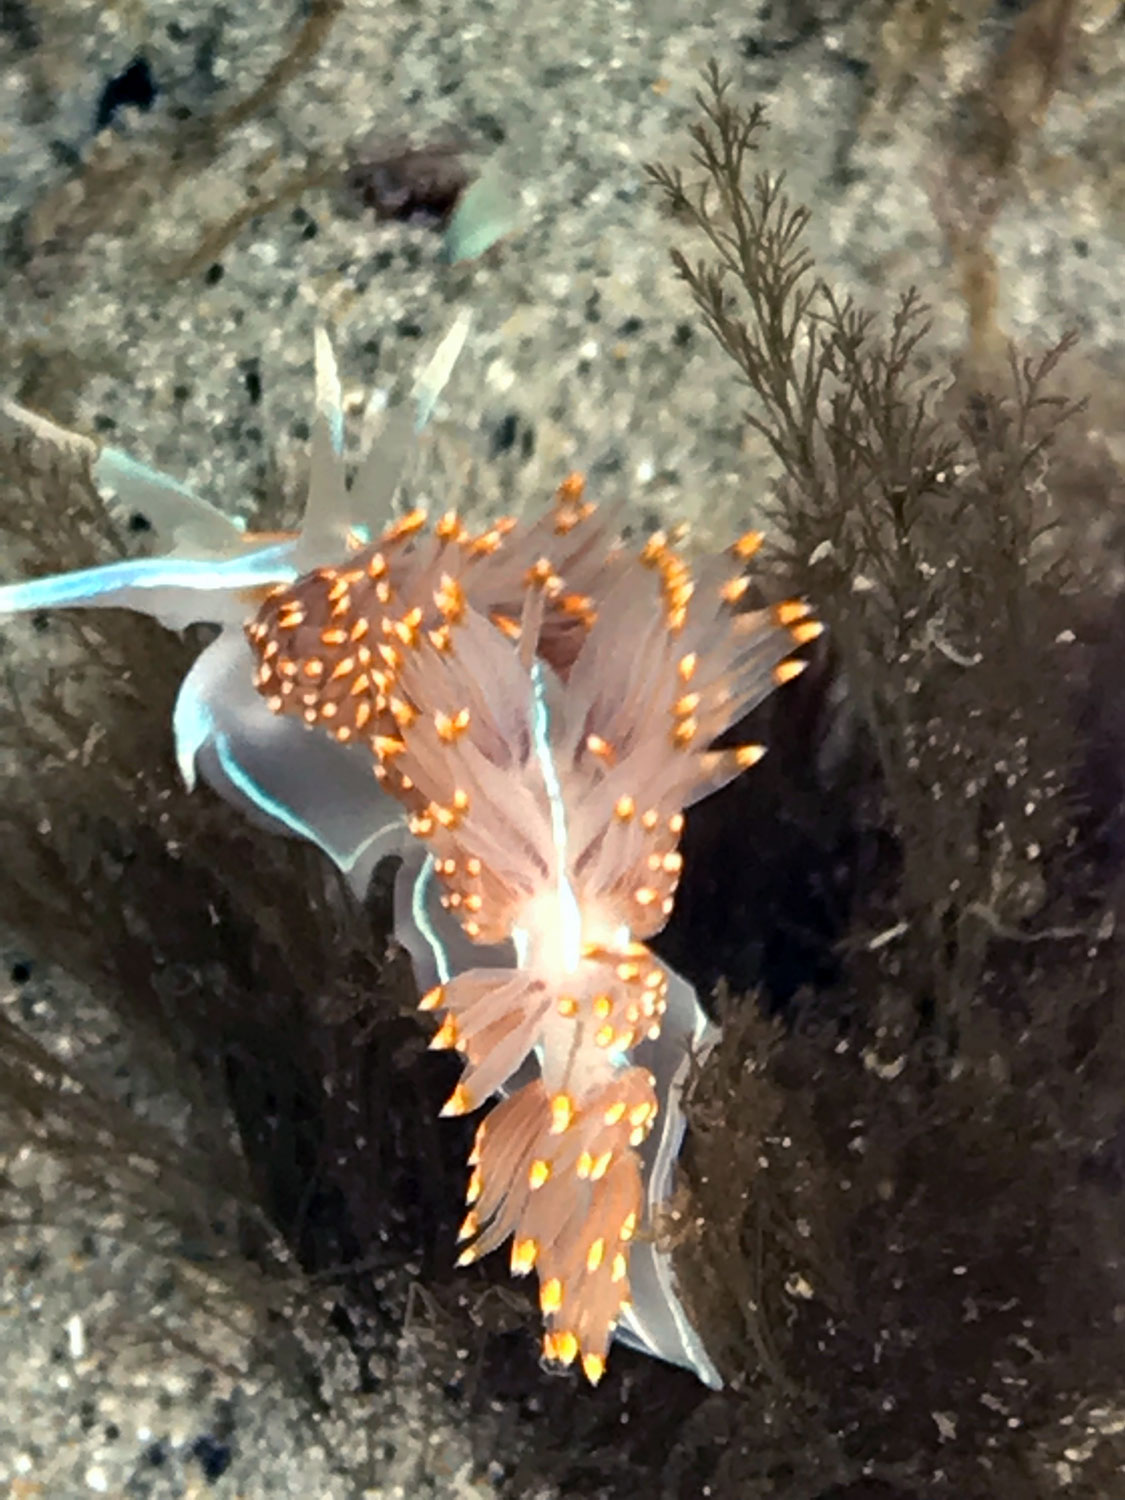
<box><xmin>2</xmin><ymin>323</ymin><xmax>821</xmax><ymax>1388</ymax></box>
<box><xmin>247</xmin><ymin>468</ymin><xmax>821</xmax><ymax>1384</ymax></box>
<box><xmin>0</xmin><ymin>317</ymin><xmax>471</xmax><ymax>893</ymax></box>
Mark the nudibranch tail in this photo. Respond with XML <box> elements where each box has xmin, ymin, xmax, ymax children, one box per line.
<box><xmin>617</xmin><ymin>958</ymin><xmax>723</xmax><ymax>1389</ymax></box>
<box><xmin>455</xmin><ymin>1064</ymin><xmax>658</xmax><ymax>1385</ymax></box>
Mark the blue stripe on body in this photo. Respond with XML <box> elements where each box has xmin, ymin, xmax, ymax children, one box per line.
<box><xmin>0</xmin><ymin>546</ymin><xmax>299</xmax><ymax>614</ymax></box>
<box><xmin>212</xmin><ymin>731</ymin><xmax>358</xmax><ymax>868</ymax></box>
<box><xmin>412</xmin><ymin>854</ymin><xmax>453</xmax><ymax>984</ymax></box>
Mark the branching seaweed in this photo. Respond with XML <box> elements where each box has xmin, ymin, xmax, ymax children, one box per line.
<box><xmin>644</xmin><ymin>70</ymin><xmax>1125</xmax><ymax>1494</ymax></box>
<box><xmin>648</xmin><ymin>63</ymin><xmax>1087</xmax><ymax>1026</ymax></box>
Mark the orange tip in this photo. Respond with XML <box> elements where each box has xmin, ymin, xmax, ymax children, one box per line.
<box><xmin>733</xmin><ymin>528</ymin><xmax>764</xmax><ymax>560</ymax></box>
<box><xmin>773</xmin><ymin>598</ymin><xmax>811</xmax><ymax>626</ymax></box>
<box><xmin>510</xmin><ymin>1237</ymin><xmax>538</xmax><ymax>1275</ymax></box>
<box><xmin>429</xmin><ymin>1016</ymin><xmax>458</xmax><ymax>1050</ymax></box>
<box><xmin>552</xmin><ymin>1330</ymin><xmax>578</xmax><ymax>1366</ymax></box>
<box><xmin>735</xmin><ymin>743</ymin><xmax>768</xmax><ymax>769</ymax></box>
<box><xmin>790</xmin><ymin>619</ymin><xmax>825</xmax><ymax>645</ymax></box>
<box><xmin>528</xmin><ymin>1158</ymin><xmax>551</xmax><ymax>1190</ymax></box>
<box><xmin>773</xmin><ymin>659</ymin><xmax>807</xmax><ymax>686</ymax></box>
<box><xmin>440</xmin><ymin>1083</ymin><xmax>472</xmax><ymax>1117</ymax></box>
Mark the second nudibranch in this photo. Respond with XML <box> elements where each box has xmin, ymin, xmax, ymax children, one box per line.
<box><xmin>246</xmin><ymin>487</ymin><xmax>821</xmax><ymax>1383</ymax></box>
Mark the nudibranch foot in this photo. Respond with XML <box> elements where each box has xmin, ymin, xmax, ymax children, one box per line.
<box><xmin>173</xmin><ymin>628</ymin><xmax>409</xmax><ymax>894</ymax></box>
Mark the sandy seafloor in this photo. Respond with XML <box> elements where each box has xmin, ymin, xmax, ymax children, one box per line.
<box><xmin>0</xmin><ymin>0</ymin><xmax>1124</xmax><ymax>1496</ymax></box>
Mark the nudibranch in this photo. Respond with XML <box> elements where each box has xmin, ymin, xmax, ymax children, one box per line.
<box><xmin>246</xmin><ymin>477</ymin><xmax>822</xmax><ymax>1385</ymax></box>
<box><xmin>0</xmin><ymin>316</ymin><xmax>471</xmax><ymax>893</ymax></box>
<box><xmin>2</xmin><ymin>320</ymin><xmax>822</xmax><ymax>1388</ymax></box>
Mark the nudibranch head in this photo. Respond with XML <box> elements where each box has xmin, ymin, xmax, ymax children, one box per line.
<box><xmin>0</xmin><ymin>319</ymin><xmax>476</xmax><ymax>893</ymax></box>
<box><xmin>246</xmin><ymin>473</ymin><xmax>621</xmax><ymax>829</ymax></box>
